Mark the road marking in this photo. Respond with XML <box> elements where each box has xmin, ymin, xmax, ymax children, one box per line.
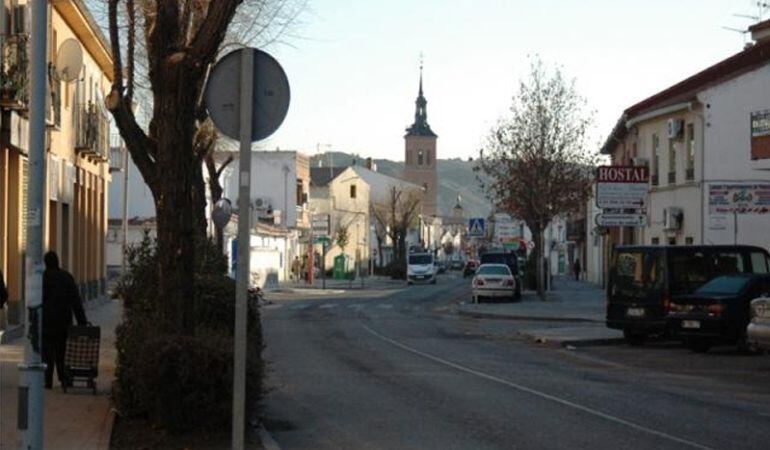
<box><xmin>348</xmin><ymin>304</ymin><xmax>363</xmax><ymax>309</ymax></box>
<box><xmin>361</xmin><ymin>324</ymin><xmax>715</xmax><ymax>450</ymax></box>
<box><xmin>319</xmin><ymin>304</ymin><xmax>338</xmax><ymax>309</ymax></box>
<box><xmin>376</xmin><ymin>304</ymin><xmax>393</xmax><ymax>309</ymax></box>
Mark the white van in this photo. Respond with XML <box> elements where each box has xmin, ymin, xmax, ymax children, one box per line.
<box><xmin>407</xmin><ymin>253</ymin><xmax>436</xmax><ymax>285</ymax></box>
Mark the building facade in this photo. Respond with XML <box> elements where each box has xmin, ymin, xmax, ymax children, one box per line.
<box><xmin>1</xmin><ymin>0</ymin><xmax>113</xmax><ymax>332</ymax></box>
<box><xmin>600</xmin><ymin>20</ymin><xmax>770</xmax><ymax>273</ymax></box>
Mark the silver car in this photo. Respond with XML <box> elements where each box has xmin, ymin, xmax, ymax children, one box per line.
<box><xmin>748</xmin><ymin>296</ymin><xmax>770</xmax><ymax>351</ymax></box>
<box><xmin>472</xmin><ymin>263</ymin><xmax>517</xmax><ymax>303</ymax></box>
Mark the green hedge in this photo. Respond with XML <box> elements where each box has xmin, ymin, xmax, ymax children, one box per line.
<box><xmin>113</xmin><ymin>233</ymin><xmax>264</xmax><ymax>432</ymax></box>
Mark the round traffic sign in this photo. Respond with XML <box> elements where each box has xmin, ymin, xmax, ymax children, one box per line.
<box><xmin>205</xmin><ymin>48</ymin><xmax>290</xmax><ymax>142</ymax></box>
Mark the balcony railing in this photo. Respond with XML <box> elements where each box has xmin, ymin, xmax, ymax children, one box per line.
<box><xmin>651</xmin><ymin>174</ymin><xmax>659</xmax><ymax>186</ymax></box>
<box><xmin>46</xmin><ymin>64</ymin><xmax>61</xmax><ymax>128</ymax></box>
<box><xmin>74</xmin><ymin>102</ymin><xmax>110</xmax><ymax>162</ymax></box>
<box><xmin>0</xmin><ymin>34</ymin><xmax>29</xmax><ymax>110</ymax></box>
<box><xmin>668</xmin><ymin>171</ymin><xmax>676</xmax><ymax>184</ymax></box>
<box><xmin>685</xmin><ymin>167</ymin><xmax>694</xmax><ymax>181</ymax></box>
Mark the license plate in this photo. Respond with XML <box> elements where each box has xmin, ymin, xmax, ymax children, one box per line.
<box><xmin>682</xmin><ymin>320</ymin><xmax>700</xmax><ymax>329</ymax></box>
<box><xmin>626</xmin><ymin>307</ymin><xmax>645</xmax><ymax>318</ymax></box>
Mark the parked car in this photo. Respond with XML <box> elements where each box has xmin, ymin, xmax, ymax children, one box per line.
<box><xmin>668</xmin><ymin>274</ymin><xmax>770</xmax><ymax>352</ymax></box>
<box><xmin>472</xmin><ymin>263</ymin><xmax>517</xmax><ymax>303</ymax></box>
<box><xmin>450</xmin><ymin>260</ymin><xmax>464</xmax><ymax>271</ymax></box>
<box><xmin>407</xmin><ymin>252</ymin><xmax>436</xmax><ymax>285</ymax></box>
<box><xmin>434</xmin><ymin>260</ymin><xmax>447</xmax><ymax>274</ymax></box>
<box><xmin>747</xmin><ymin>296</ymin><xmax>770</xmax><ymax>352</ymax></box>
<box><xmin>606</xmin><ymin>245</ymin><xmax>770</xmax><ymax>345</ymax></box>
<box><xmin>462</xmin><ymin>260</ymin><xmax>478</xmax><ymax>278</ymax></box>
<box><xmin>480</xmin><ymin>251</ymin><xmax>522</xmax><ymax>299</ymax></box>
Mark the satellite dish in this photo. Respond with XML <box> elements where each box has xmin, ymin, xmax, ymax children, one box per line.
<box><xmin>54</xmin><ymin>38</ymin><xmax>84</xmax><ymax>83</ymax></box>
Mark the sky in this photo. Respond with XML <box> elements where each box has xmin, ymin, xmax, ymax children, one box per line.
<box><xmin>258</xmin><ymin>0</ymin><xmax>766</xmax><ymax>162</ymax></box>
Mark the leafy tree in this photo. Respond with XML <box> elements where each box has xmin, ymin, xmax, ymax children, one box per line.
<box><xmin>475</xmin><ymin>57</ymin><xmax>597</xmax><ymax>299</ymax></box>
<box><xmin>334</xmin><ymin>222</ymin><xmax>350</xmax><ymax>254</ymax></box>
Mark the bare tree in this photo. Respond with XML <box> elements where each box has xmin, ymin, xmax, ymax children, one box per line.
<box><xmin>475</xmin><ymin>57</ymin><xmax>597</xmax><ymax>299</ymax></box>
<box><xmin>372</xmin><ymin>186</ymin><xmax>421</xmax><ymax>277</ymax></box>
<box><xmin>334</xmin><ymin>222</ymin><xmax>350</xmax><ymax>255</ymax></box>
<box><xmin>103</xmin><ymin>0</ymin><xmax>304</xmax><ymax>334</ymax></box>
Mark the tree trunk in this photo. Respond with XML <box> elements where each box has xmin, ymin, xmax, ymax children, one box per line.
<box><xmin>533</xmin><ymin>223</ymin><xmax>546</xmax><ymax>301</ymax></box>
<box><xmin>152</xmin><ymin>69</ymin><xmax>200</xmax><ymax>335</ymax></box>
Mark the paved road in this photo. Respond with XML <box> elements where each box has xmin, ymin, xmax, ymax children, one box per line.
<box><xmin>262</xmin><ymin>276</ymin><xmax>770</xmax><ymax>450</ymax></box>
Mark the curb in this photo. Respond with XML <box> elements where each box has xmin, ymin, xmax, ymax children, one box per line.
<box><xmin>97</xmin><ymin>408</ymin><xmax>117</xmax><ymax>450</ymax></box>
<box><xmin>520</xmin><ymin>332</ymin><xmax>625</xmax><ymax>349</ymax></box>
<box><xmin>258</xmin><ymin>424</ymin><xmax>281</xmax><ymax>450</ymax></box>
<box><xmin>456</xmin><ymin>309</ymin><xmax>601</xmax><ymax>323</ymax></box>
<box><xmin>269</xmin><ymin>288</ymin><xmax>346</xmax><ymax>295</ymax></box>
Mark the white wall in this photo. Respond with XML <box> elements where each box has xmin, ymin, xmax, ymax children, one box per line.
<box><xmin>107</xmin><ymin>152</ymin><xmax>156</xmax><ymax>219</ymax></box>
<box><xmin>699</xmin><ymin>64</ymin><xmax>770</xmax><ymax>251</ymax></box>
<box><xmin>224</xmin><ymin>151</ymin><xmax>301</xmax><ymax>228</ymax></box>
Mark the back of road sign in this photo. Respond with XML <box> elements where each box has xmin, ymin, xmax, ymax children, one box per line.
<box><xmin>205</xmin><ymin>48</ymin><xmax>290</xmax><ymax>142</ymax></box>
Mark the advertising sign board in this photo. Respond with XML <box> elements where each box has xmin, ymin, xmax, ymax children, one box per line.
<box><xmin>708</xmin><ymin>183</ymin><xmax>770</xmax><ymax>214</ymax></box>
<box><xmin>312</xmin><ymin>214</ymin><xmax>331</xmax><ymax>236</ymax></box>
<box><xmin>595</xmin><ymin>213</ymin><xmax>647</xmax><ymax>227</ymax></box>
<box><xmin>596</xmin><ymin>166</ymin><xmax>649</xmax><ymax>209</ymax></box>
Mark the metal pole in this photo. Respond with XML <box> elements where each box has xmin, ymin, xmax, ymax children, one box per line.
<box><xmin>734</xmin><ymin>210</ymin><xmax>738</xmax><ymax>245</ymax></box>
<box><xmin>19</xmin><ymin>0</ymin><xmax>48</xmax><ymax>448</ymax></box>
<box><xmin>232</xmin><ymin>48</ymin><xmax>254</xmax><ymax>450</ymax></box>
<box><xmin>121</xmin><ymin>145</ymin><xmax>129</xmax><ymax>277</ymax></box>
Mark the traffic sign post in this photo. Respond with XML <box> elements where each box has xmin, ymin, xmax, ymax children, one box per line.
<box><xmin>596</xmin><ymin>166</ymin><xmax>649</xmax><ymax>209</ymax></box>
<box><xmin>205</xmin><ymin>47</ymin><xmax>289</xmax><ymax>450</ymax></box>
<box><xmin>468</xmin><ymin>217</ymin><xmax>486</xmax><ymax>238</ymax></box>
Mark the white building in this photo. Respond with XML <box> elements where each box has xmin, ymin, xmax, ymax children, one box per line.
<box><xmin>601</xmin><ymin>20</ymin><xmax>770</xmax><ymax>252</ymax></box>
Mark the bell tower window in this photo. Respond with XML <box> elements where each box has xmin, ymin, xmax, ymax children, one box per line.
<box><xmin>418</xmin><ymin>150</ymin><xmax>424</xmax><ymax>165</ymax></box>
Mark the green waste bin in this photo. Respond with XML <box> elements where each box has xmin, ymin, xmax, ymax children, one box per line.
<box><xmin>333</xmin><ymin>254</ymin><xmax>353</xmax><ymax>279</ymax></box>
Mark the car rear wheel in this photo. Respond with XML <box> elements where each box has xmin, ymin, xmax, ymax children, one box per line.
<box><xmin>687</xmin><ymin>338</ymin><xmax>711</xmax><ymax>353</ymax></box>
<box><xmin>623</xmin><ymin>330</ymin><xmax>646</xmax><ymax>346</ymax></box>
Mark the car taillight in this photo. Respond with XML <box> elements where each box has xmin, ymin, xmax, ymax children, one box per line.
<box><xmin>474</xmin><ymin>278</ymin><xmax>484</xmax><ymax>286</ymax></box>
<box><xmin>667</xmin><ymin>302</ymin><xmax>682</xmax><ymax>313</ymax></box>
<box><xmin>505</xmin><ymin>279</ymin><xmax>515</xmax><ymax>287</ymax></box>
<box><xmin>707</xmin><ymin>303</ymin><xmax>724</xmax><ymax>317</ymax></box>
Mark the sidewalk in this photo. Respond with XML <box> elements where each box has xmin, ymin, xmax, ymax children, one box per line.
<box><xmin>1</xmin><ymin>299</ymin><xmax>120</xmax><ymax>450</ymax></box>
<box><xmin>456</xmin><ymin>276</ymin><xmax>623</xmax><ymax>346</ymax></box>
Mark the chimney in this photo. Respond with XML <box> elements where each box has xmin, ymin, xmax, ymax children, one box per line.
<box><xmin>749</xmin><ymin>19</ymin><xmax>770</xmax><ymax>44</ymax></box>
<box><xmin>365</xmin><ymin>157</ymin><xmax>373</xmax><ymax>170</ymax></box>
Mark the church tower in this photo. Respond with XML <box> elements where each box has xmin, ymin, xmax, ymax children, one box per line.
<box><xmin>404</xmin><ymin>63</ymin><xmax>438</xmax><ymax>217</ymax></box>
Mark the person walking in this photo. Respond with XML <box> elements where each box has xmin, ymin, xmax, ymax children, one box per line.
<box><xmin>573</xmin><ymin>258</ymin><xmax>582</xmax><ymax>281</ymax></box>
<box><xmin>42</xmin><ymin>251</ymin><xmax>88</xmax><ymax>389</ymax></box>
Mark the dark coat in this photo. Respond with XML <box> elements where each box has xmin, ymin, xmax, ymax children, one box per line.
<box><xmin>42</xmin><ymin>268</ymin><xmax>87</xmax><ymax>336</ymax></box>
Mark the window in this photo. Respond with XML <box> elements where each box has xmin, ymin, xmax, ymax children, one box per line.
<box><xmin>751</xmin><ymin>252</ymin><xmax>770</xmax><ymax>273</ymax></box>
<box><xmin>668</xmin><ymin>138</ymin><xmax>676</xmax><ymax>184</ymax></box>
<box><xmin>651</xmin><ymin>134</ymin><xmax>659</xmax><ymax>186</ymax></box>
<box><xmin>417</xmin><ymin>150</ymin><xmax>424</xmax><ymax>165</ymax></box>
<box><xmin>296</xmin><ymin>179</ymin><xmax>304</xmax><ymax>206</ymax></box>
<box><xmin>667</xmin><ymin>237</ymin><xmax>676</xmax><ymax>245</ymax></box>
<box><xmin>350</xmin><ymin>184</ymin><xmax>357</xmax><ymax>199</ymax></box>
<box><xmin>686</xmin><ymin>123</ymin><xmax>695</xmax><ymax>181</ymax></box>
<box><xmin>423</xmin><ymin>182</ymin><xmax>428</xmax><ymax>192</ymax></box>
<box><xmin>685</xmin><ymin>237</ymin><xmax>694</xmax><ymax>245</ymax></box>
<box><xmin>651</xmin><ymin>237</ymin><xmax>660</xmax><ymax>245</ymax></box>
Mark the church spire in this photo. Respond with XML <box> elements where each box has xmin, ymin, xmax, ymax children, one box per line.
<box><xmin>406</xmin><ymin>57</ymin><xmax>436</xmax><ymax>138</ymax></box>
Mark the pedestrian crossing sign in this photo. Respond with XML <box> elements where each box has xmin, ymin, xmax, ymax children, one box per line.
<box><xmin>468</xmin><ymin>218</ymin><xmax>486</xmax><ymax>237</ymax></box>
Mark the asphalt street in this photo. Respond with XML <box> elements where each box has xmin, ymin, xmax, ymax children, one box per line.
<box><xmin>262</xmin><ymin>275</ymin><xmax>770</xmax><ymax>450</ymax></box>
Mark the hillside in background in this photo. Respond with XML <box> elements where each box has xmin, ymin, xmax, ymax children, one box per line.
<box><xmin>309</xmin><ymin>152</ymin><xmax>494</xmax><ymax>218</ymax></box>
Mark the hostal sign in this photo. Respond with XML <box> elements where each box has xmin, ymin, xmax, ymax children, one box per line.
<box><xmin>596</xmin><ymin>166</ymin><xmax>649</xmax><ymax>209</ymax></box>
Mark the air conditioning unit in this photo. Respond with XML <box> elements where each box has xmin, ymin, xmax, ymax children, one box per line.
<box><xmin>663</xmin><ymin>207</ymin><xmax>683</xmax><ymax>231</ymax></box>
<box><xmin>631</xmin><ymin>157</ymin><xmax>649</xmax><ymax>167</ymax></box>
<box><xmin>667</xmin><ymin>118</ymin><xmax>684</xmax><ymax>140</ymax></box>
<box><xmin>252</xmin><ymin>197</ymin><xmax>270</xmax><ymax>210</ymax></box>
